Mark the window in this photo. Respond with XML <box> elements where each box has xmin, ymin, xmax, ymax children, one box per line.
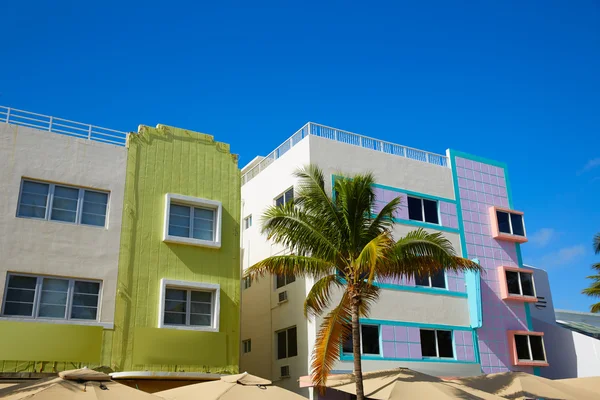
<box><xmin>498</xmin><ymin>266</ymin><xmax>537</xmax><ymax>302</ymax></box>
<box><xmin>275</xmin><ymin>188</ymin><xmax>294</xmax><ymax>207</ymax></box>
<box><xmin>276</xmin><ymin>326</ymin><xmax>298</xmax><ymax>359</ymax></box>
<box><xmin>242</xmin><ymin>339</ymin><xmax>252</xmax><ymax>354</ymax></box>
<box><xmin>276</xmin><ymin>274</ymin><xmax>295</xmax><ymax>289</ymax></box>
<box><xmin>158</xmin><ymin>279</ymin><xmax>220</xmax><ymax>332</ymax></box>
<box><xmin>243</xmin><ymin>215</ymin><xmax>253</xmax><ymax>230</ymax></box>
<box><xmin>17</xmin><ymin>179</ymin><xmax>109</xmax><ymax>227</ymax></box>
<box><xmin>342</xmin><ymin>325</ymin><xmax>381</xmax><ymax>355</ymax></box>
<box><xmin>508</xmin><ymin>331</ymin><xmax>547</xmax><ymax>365</ymax></box>
<box><xmin>242</xmin><ymin>276</ymin><xmax>252</xmax><ymax>290</ymax></box>
<box><xmin>420</xmin><ymin>329</ymin><xmax>454</xmax><ymax>358</ymax></box>
<box><xmin>163</xmin><ymin>194</ymin><xmax>222</xmax><ymax>248</ymax></box>
<box><xmin>2</xmin><ymin>274</ymin><xmax>101</xmax><ymax>321</ymax></box>
<box><xmin>415</xmin><ymin>270</ymin><xmax>446</xmax><ymax>289</ymax></box>
<box><xmin>407</xmin><ymin>196</ymin><xmax>439</xmax><ymax>224</ymax></box>
<box><xmin>490</xmin><ymin>207</ymin><xmax>527</xmax><ymax>243</ymax></box>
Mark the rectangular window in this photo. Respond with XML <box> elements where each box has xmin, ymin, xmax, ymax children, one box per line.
<box><xmin>2</xmin><ymin>274</ymin><xmax>100</xmax><ymax>321</ymax></box>
<box><xmin>415</xmin><ymin>270</ymin><xmax>446</xmax><ymax>289</ymax></box>
<box><xmin>505</xmin><ymin>270</ymin><xmax>536</xmax><ymax>297</ymax></box>
<box><xmin>242</xmin><ymin>276</ymin><xmax>252</xmax><ymax>290</ymax></box>
<box><xmin>496</xmin><ymin>210</ymin><xmax>525</xmax><ymax>236</ymax></box>
<box><xmin>169</xmin><ymin>204</ymin><xmax>215</xmax><ymax>241</ymax></box>
<box><xmin>276</xmin><ymin>274</ymin><xmax>295</xmax><ymax>289</ymax></box>
<box><xmin>276</xmin><ymin>326</ymin><xmax>298</xmax><ymax>359</ymax></box>
<box><xmin>243</xmin><ymin>215</ymin><xmax>253</xmax><ymax>230</ymax></box>
<box><xmin>420</xmin><ymin>329</ymin><xmax>454</xmax><ymax>358</ymax></box>
<box><xmin>407</xmin><ymin>196</ymin><xmax>439</xmax><ymax>224</ymax></box>
<box><xmin>342</xmin><ymin>324</ymin><xmax>381</xmax><ymax>355</ymax></box>
<box><xmin>163</xmin><ymin>287</ymin><xmax>213</xmax><ymax>327</ymax></box>
<box><xmin>242</xmin><ymin>339</ymin><xmax>252</xmax><ymax>354</ymax></box>
<box><xmin>17</xmin><ymin>179</ymin><xmax>109</xmax><ymax>227</ymax></box>
<box><xmin>514</xmin><ymin>334</ymin><xmax>546</xmax><ymax>363</ymax></box>
<box><xmin>275</xmin><ymin>188</ymin><xmax>294</xmax><ymax>207</ymax></box>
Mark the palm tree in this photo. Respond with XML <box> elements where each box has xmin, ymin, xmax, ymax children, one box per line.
<box><xmin>582</xmin><ymin>232</ymin><xmax>600</xmax><ymax>313</ymax></box>
<box><xmin>244</xmin><ymin>165</ymin><xmax>481</xmax><ymax>400</ymax></box>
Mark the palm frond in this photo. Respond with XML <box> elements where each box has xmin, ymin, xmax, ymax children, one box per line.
<box><xmin>355</xmin><ymin>233</ymin><xmax>394</xmax><ymax>284</ymax></box>
<box><xmin>356</xmin><ymin>283</ymin><xmax>380</xmax><ymax>317</ymax></box>
<box><xmin>311</xmin><ymin>292</ymin><xmax>352</xmax><ymax>388</ymax></box>
<box><xmin>590</xmin><ymin>302</ymin><xmax>600</xmax><ymax>313</ymax></box>
<box><xmin>367</xmin><ymin>196</ymin><xmax>402</xmax><ymax>239</ymax></box>
<box><xmin>594</xmin><ymin>232</ymin><xmax>600</xmax><ymax>255</ymax></box>
<box><xmin>245</xmin><ymin>255</ymin><xmax>333</xmax><ymax>281</ymax></box>
<box><xmin>305</xmin><ymin>274</ymin><xmax>345</xmax><ymax>317</ymax></box>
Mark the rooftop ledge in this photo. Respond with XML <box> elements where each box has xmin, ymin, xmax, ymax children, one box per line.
<box><xmin>241</xmin><ymin>122</ymin><xmax>449</xmax><ymax>185</ymax></box>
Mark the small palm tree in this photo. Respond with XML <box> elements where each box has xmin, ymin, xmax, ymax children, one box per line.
<box><xmin>245</xmin><ymin>165</ymin><xmax>480</xmax><ymax>400</ymax></box>
<box><xmin>582</xmin><ymin>232</ymin><xmax>600</xmax><ymax>313</ymax></box>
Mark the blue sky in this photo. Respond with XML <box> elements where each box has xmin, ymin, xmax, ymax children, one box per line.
<box><xmin>1</xmin><ymin>1</ymin><xmax>598</xmax><ymax>311</ymax></box>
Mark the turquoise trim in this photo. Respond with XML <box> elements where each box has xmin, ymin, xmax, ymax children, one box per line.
<box><xmin>448</xmin><ymin>150</ymin><xmax>508</xmax><ymax>170</ymax></box>
<box><xmin>359</xmin><ymin>318</ymin><xmax>473</xmax><ymax>331</ymax></box>
<box><xmin>448</xmin><ymin>149</ymin><xmax>482</xmax><ymax>365</ymax></box>
<box><xmin>465</xmin><ymin>268</ymin><xmax>483</xmax><ymax>328</ymax></box>
<box><xmin>379</xmin><ymin>215</ymin><xmax>461</xmax><ymax>233</ymax></box>
<box><xmin>372</xmin><ymin>182</ymin><xmax>456</xmax><ymax>203</ymax></box>
<box><xmin>339</xmin><ymin>354</ymin><xmax>478</xmax><ymax>364</ymax></box>
<box><xmin>375</xmin><ymin>282</ymin><xmax>467</xmax><ymax>298</ymax></box>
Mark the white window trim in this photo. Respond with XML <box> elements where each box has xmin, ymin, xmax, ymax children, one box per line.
<box><xmin>506</xmin><ymin>270</ymin><xmax>537</xmax><ymax>298</ymax></box>
<box><xmin>163</xmin><ymin>193</ymin><xmax>222</xmax><ymax>249</ymax></box>
<box><xmin>158</xmin><ymin>279</ymin><xmax>220</xmax><ymax>332</ymax></box>
<box><xmin>342</xmin><ymin>324</ymin><xmax>382</xmax><ymax>356</ymax></box>
<box><xmin>420</xmin><ymin>329</ymin><xmax>455</xmax><ymax>359</ymax></box>
<box><xmin>1</xmin><ymin>273</ymin><xmax>102</xmax><ymax>323</ymax></box>
<box><xmin>274</xmin><ymin>187</ymin><xmax>294</xmax><ymax>207</ymax></box>
<box><xmin>243</xmin><ymin>215</ymin><xmax>252</xmax><ymax>230</ymax></box>
<box><xmin>515</xmin><ymin>334</ymin><xmax>547</xmax><ymax>362</ymax></box>
<box><xmin>407</xmin><ymin>196</ymin><xmax>440</xmax><ymax>225</ymax></box>
<box><xmin>16</xmin><ymin>179</ymin><xmax>110</xmax><ymax>228</ymax></box>
<box><xmin>497</xmin><ymin>210</ymin><xmax>527</xmax><ymax>237</ymax></box>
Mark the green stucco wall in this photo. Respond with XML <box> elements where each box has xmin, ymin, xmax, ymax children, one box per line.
<box><xmin>107</xmin><ymin>124</ymin><xmax>241</xmax><ymax>373</ymax></box>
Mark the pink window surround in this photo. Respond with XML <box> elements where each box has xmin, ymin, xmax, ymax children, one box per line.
<box><xmin>507</xmin><ymin>330</ymin><xmax>549</xmax><ymax>367</ymax></box>
<box><xmin>497</xmin><ymin>266</ymin><xmax>537</xmax><ymax>303</ymax></box>
<box><xmin>489</xmin><ymin>206</ymin><xmax>528</xmax><ymax>243</ymax></box>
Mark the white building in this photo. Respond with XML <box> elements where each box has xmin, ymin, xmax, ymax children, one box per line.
<box><xmin>240</xmin><ymin>123</ymin><xmax>544</xmax><ymax>399</ymax></box>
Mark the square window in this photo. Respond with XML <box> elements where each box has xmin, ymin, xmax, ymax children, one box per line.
<box><xmin>515</xmin><ymin>334</ymin><xmax>530</xmax><ymax>360</ymax></box>
<box><xmin>510</xmin><ymin>214</ymin><xmax>525</xmax><ymax>236</ymax></box>
<box><xmin>163</xmin><ymin>194</ymin><xmax>222</xmax><ymax>248</ymax></box>
<box><xmin>510</xmin><ymin>332</ymin><xmax>547</xmax><ymax>365</ymax></box>
<box><xmin>159</xmin><ymin>279</ymin><xmax>220</xmax><ymax>332</ymax></box>
<box><xmin>505</xmin><ymin>271</ymin><xmax>521</xmax><ymax>295</ymax></box>
<box><xmin>499</xmin><ymin>267</ymin><xmax>536</xmax><ymax>301</ymax></box>
<box><xmin>17</xmin><ymin>180</ymin><xmax>109</xmax><ymax>227</ymax></box>
<box><xmin>407</xmin><ymin>196</ymin><xmax>423</xmax><ymax>221</ymax></box>
<box><xmin>490</xmin><ymin>207</ymin><xmax>527</xmax><ymax>242</ymax></box>
<box><xmin>420</xmin><ymin>329</ymin><xmax>454</xmax><ymax>358</ymax></box>
<box><xmin>407</xmin><ymin>196</ymin><xmax>439</xmax><ymax>225</ymax></box>
<box><xmin>496</xmin><ymin>211</ymin><xmax>511</xmax><ymax>234</ymax></box>
<box><xmin>423</xmin><ymin>199</ymin><xmax>439</xmax><ymax>224</ymax></box>
<box><xmin>2</xmin><ymin>274</ymin><xmax>100</xmax><ymax>321</ymax></box>
<box><xmin>276</xmin><ymin>274</ymin><xmax>295</xmax><ymax>289</ymax></box>
<box><xmin>276</xmin><ymin>326</ymin><xmax>297</xmax><ymax>359</ymax></box>
<box><xmin>275</xmin><ymin>188</ymin><xmax>294</xmax><ymax>207</ymax></box>
<box><xmin>415</xmin><ymin>270</ymin><xmax>446</xmax><ymax>289</ymax></box>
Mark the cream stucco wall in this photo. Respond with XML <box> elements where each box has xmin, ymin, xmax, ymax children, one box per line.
<box><xmin>0</xmin><ymin>123</ymin><xmax>126</xmax><ymax>325</ymax></box>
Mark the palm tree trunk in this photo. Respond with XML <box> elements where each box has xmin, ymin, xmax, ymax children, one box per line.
<box><xmin>351</xmin><ymin>296</ymin><xmax>365</xmax><ymax>400</ymax></box>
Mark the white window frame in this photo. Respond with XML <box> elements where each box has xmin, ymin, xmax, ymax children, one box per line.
<box><xmin>1</xmin><ymin>273</ymin><xmax>102</xmax><ymax>323</ymax></box>
<box><xmin>158</xmin><ymin>279</ymin><xmax>220</xmax><ymax>332</ymax></box>
<box><xmin>16</xmin><ymin>179</ymin><xmax>110</xmax><ymax>228</ymax></box>
<box><xmin>342</xmin><ymin>324</ymin><xmax>382</xmax><ymax>356</ymax></box>
<box><xmin>506</xmin><ymin>270</ymin><xmax>537</xmax><ymax>298</ymax></box>
<box><xmin>242</xmin><ymin>339</ymin><xmax>252</xmax><ymax>354</ymax></box>
<box><xmin>420</xmin><ymin>329</ymin><xmax>455</xmax><ymax>359</ymax></box>
<box><xmin>515</xmin><ymin>334</ymin><xmax>547</xmax><ymax>363</ymax></box>
<box><xmin>407</xmin><ymin>196</ymin><xmax>440</xmax><ymax>225</ymax></box>
<box><xmin>414</xmin><ymin>271</ymin><xmax>447</xmax><ymax>289</ymax></box>
<box><xmin>163</xmin><ymin>193</ymin><xmax>222</xmax><ymax>249</ymax></box>
<box><xmin>243</xmin><ymin>215</ymin><xmax>253</xmax><ymax>230</ymax></box>
<box><xmin>496</xmin><ymin>210</ymin><xmax>527</xmax><ymax>237</ymax></box>
<box><xmin>274</xmin><ymin>187</ymin><xmax>294</xmax><ymax>207</ymax></box>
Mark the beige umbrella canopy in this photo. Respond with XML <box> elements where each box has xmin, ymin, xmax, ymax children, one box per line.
<box><xmin>558</xmin><ymin>376</ymin><xmax>600</xmax><ymax>394</ymax></box>
<box><xmin>156</xmin><ymin>372</ymin><xmax>306</xmax><ymax>400</ymax></box>
<box><xmin>321</xmin><ymin>368</ymin><xmax>506</xmax><ymax>399</ymax></box>
<box><xmin>453</xmin><ymin>371</ymin><xmax>598</xmax><ymax>400</ymax></box>
<box><xmin>0</xmin><ymin>368</ymin><xmax>160</xmax><ymax>399</ymax></box>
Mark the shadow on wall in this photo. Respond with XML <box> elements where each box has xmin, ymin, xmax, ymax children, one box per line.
<box><xmin>533</xmin><ymin>318</ymin><xmax>578</xmax><ymax>379</ymax></box>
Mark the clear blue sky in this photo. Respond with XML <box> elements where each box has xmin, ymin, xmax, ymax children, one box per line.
<box><xmin>2</xmin><ymin>1</ymin><xmax>599</xmax><ymax>311</ymax></box>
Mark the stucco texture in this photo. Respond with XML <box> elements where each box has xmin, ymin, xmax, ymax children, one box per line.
<box><xmin>108</xmin><ymin>124</ymin><xmax>241</xmax><ymax>373</ymax></box>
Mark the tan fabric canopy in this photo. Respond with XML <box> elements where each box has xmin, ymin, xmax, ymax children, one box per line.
<box><xmin>0</xmin><ymin>368</ymin><xmax>160</xmax><ymax>399</ymax></box>
<box><xmin>453</xmin><ymin>371</ymin><xmax>598</xmax><ymax>400</ymax></box>
<box><xmin>156</xmin><ymin>372</ymin><xmax>306</xmax><ymax>400</ymax></box>
<box><xmin>320</xmin><ymin>368</ymin><xmax>506</xmax><ymax>399</ymax></box>
<box><xmin>558</xmin><ymin>376</ymin><xmax>600</xmax><ymax>394</ymax></box>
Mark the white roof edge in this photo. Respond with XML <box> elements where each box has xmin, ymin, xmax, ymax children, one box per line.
<box><xmin>555</xmin><ymin>309</ymin><xmax>600</xmax><ymax>317</ymax></box>
<box><xmin>109</xmin><ymin>371</ymin><xmax>223</xmax><ymax>380</ymax></box>
<box><xmin>241</xmin><ymin>156</ymin><xmax>265</xmax><ymax>173</ymax></box>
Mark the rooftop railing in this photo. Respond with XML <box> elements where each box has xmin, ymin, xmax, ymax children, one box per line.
<box><xmin>241</xmin><ymin>122</ymin><xmax>449</xmax><ymax>185</ymax></box>
<box><xmin>0</xmin><ymin>106</ymin><xmax>128</xmax><ymax>146</ymax></box>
